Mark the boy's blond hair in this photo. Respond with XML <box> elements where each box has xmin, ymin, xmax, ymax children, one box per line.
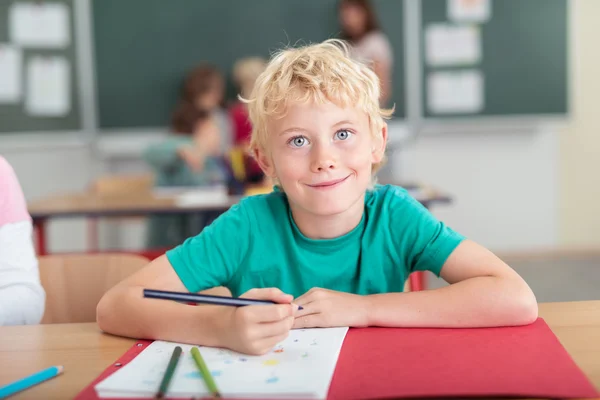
<box><xmin>242</xmin><ymin>39</ymin><xmax>394</xmax><ymax>174</ymax></box>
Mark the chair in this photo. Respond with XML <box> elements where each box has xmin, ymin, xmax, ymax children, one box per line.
<box><xmin>87</xmin><ymin>174</ymin><xmax>154</xmax><ymax>251</ymax></box>
<box><xmin>38</xmin><ymin>253</ymin><xmax>150</xmax><ymax>323</ymax></box>
<box><xmin>409</xmin><ymin>273</ymin><xmax>425</xmax><ymax>291</ymax></box>
<box><xmin>90</xmin><ymin>174</ymin><xmax>154</xmax><ymax>195</ymax></box>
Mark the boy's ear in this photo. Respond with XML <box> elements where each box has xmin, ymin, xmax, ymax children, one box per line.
<box><xmin>371</xmin><ymin>123</ymin><xmax>388</xmax><ymax>163</ymax></box>
<box><xmin>254</xmin><ymin>147</ymin><xmax>276</xmax><ymax>178</ymax></box>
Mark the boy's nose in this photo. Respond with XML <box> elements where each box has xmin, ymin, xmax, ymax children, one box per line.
<box><xmin>310</xmin><ymin>145</ymin><xmax>337</xmax><ymax>172</ymax></box>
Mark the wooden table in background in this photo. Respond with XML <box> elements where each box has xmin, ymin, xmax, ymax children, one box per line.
<box><xmin>0</xmin><ymin>301</ymin><xmax>598</xmax><ymax>400</ymax></box>
<box><xmin>27</xmin><ymin>183</ymin><xmax>451</xmax><ymax>256</ymax></box>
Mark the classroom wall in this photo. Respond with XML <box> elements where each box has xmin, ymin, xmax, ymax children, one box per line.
<box><xmin>397</xmin><ymin>124</ymin><xmax>560</xmax><ymax>253</ymax></box>
<box><xmin>559</xmin><ymin>0</ymin><xmax>600</xmax><ymax>249</ymax></box>
<box><xmin>1</xmin><ymin>0</ymin><xmax>590</xmax><ymax>255</ymax></box>
<box><xmin>1</xmin><ymin>135</ymin><xmax>92</xmax><ymax>253</ymax></box>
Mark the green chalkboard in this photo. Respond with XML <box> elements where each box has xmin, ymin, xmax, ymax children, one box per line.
<box><xmin>0</xmin><ymin>0</ymin><xmax>81</xmax><ymax>133</ymax></box>
<box><xmin>421</xmin><ymin>0</ymin><xmax>568</xmax><ymax>118</ymax></box>
<box><xmin>92</xmin><ymin>0</ymin><xmax>406</xmax><ymax>129</ymax></box>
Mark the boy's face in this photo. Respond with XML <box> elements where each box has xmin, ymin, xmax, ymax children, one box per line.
<box><xmin>257</xmin><ymin>100</ymin><xmax>387</xmax><ymax>219</ymax></box>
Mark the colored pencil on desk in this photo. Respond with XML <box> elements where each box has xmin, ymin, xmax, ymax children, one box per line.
<box><xmin>191</xmin><ymin>347</ymin><xmax>221</xmax><ymax>399</ymax></box>
<box><xmin>143</xmin><ymin>289</ymin><xmax>303</xmax><ymax>310</ymax></box>
<box><xmin>0</xmin><ymin>366</ymin><xmax>63</xmax><ymax>399</ymax></box>
<box><xmin>155</xmin><ymin>346</ymin><xmax>182</xmax><ymax>399</ymax></box>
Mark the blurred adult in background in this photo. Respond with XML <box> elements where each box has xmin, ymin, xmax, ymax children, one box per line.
<box><xmin>339</xmin><ymin>0</ymin><xmax>393</xmax><ymax>106</ymax></box>
<box><xmin>142</xmin><ymin>64</ymin><xmax>231</xmax><ymax>249</ymax></box>
<box><xmin>229</xmin><ymin>57</ymin><xmax>268</xmax><ymax>184</ymax></box>
<box><xmin>0</xmin><ymin>156</ymin><xmax>45</xmax><ymax>326</ymax></box>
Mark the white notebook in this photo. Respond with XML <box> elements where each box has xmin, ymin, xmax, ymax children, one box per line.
<box><xmin>95</xmin><ymin>327</ymin><xmax>348</xmax><ymax>399</ymax></box>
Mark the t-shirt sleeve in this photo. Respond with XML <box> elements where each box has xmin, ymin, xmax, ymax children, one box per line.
<box><xmin>390</xmin><ymin>188</ymin><xmax>465</xmax><ymax>277</ymax></box>
<box><xmin>165</xmin><ymin>201</ymin><xmax>251</xmax><ymax>292</ymax></box>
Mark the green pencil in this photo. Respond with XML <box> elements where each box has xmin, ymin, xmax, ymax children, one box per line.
<box><xmin>191</xmin><ymin>347</ymin><xmax>221</xmax><ymax>399</ymax></box>
<box><xmin>155</xmin><ymin>346</ymin><xmax>182</xmax><ymax>399</ymax></box>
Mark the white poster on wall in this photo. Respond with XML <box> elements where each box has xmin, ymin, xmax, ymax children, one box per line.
<box><xmin>0</xmin><ymin>45</ymin><xmax>22</xmax><ymax>103</ymax></box>
<box><xmin>26</xmin><ymin>56</ymin><xmax>70</xmax><ymax>116</ymax></box>
<box><xmin>9</xmin><ymin>2</ymin><xmax>70</xmax><ymax>48</ymax></box>
<box><xmin>426</xmin><ymin>24</ymin><xmax>481</xmax><ymax>66</ymax></box>
<box><xmin>427</xmin><ymin>70</ymin><xmax>484</xmax><ymax>114</ymax></box>
<box><xmin>448</xmin><ymin>0</ymin><xmax>491</xmax><ymax>23</ymax></box>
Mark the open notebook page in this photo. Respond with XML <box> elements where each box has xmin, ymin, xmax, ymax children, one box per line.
<box><xmin>95</xmin><ymin>327</ymin><xmax>348</xmax><ymax>399</ymax></box>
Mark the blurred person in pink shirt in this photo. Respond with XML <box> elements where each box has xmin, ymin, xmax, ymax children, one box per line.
<box><xmin>0</xmin><ymin>156</ymin><xmax>45</xmax><ymax>325</ymax></box>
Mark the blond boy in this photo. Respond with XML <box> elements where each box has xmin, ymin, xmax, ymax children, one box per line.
<box><xmin>98</xmin><ymin>40</ymin><xmax>537</xmax><ymax>355</ymax></box>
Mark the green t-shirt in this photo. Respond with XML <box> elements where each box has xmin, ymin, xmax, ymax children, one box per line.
<box><xmin>166</xmin><ymin>185</ymin><xmax>465</xmax><ymax>298</ymax></box>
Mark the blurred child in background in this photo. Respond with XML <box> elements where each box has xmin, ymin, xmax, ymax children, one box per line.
<box><xmin>182</xmin><ymin>64</ymin><xmax>233</xmax><ymax>154</ymax></box>
<box><xmin>143</xmin><ymin>64</ymin><xmax>232</xmax><ymax>249</ymax></box>
<box><xmin>229</xmin><ymin>57</ymin><xmax>267</xmax><ymax>185</ymax></box>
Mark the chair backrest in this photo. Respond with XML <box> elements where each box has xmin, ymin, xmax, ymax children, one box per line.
<box><xmin>90</xmin><ymin>174</ymin><xmax>154</xmax><ymax>195</ymax></box>
<box><xmin>38</xmin><ymin>253</ymin><xmax>149</xmax><ymax>324</ymax></box>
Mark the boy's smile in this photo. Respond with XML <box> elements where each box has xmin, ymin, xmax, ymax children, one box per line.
<box><xmin>256</xmin><ymin>99</ymin><xmax>387</xmax><ymax>239</ymax></box>
<box><xmin>305</xmin><ymin>175</ymin><xmax>351</xmax><ymax>189</ymax></box>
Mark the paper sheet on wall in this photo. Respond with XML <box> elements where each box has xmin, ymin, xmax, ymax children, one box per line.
<box><xmin>448</xmin><ymin>0</ymin><xmax>491</xmax><ymax>23</ymax></box>
<box><xmin>0</xmin><ymin>45</ymin><xmax>22</xmax><ymax>103</ymax></box>
<box><xmin>95</xmin><ymin>327</ymin><xmax>348</xmax><ymax>399</ymax></box>
<box><xmin>427</xmin><ymin>70</ymin><xmax>484</xmax><ymax>114</ymax></box>
<box><xmin>425</xmin><ymin>24</ymin><xmax>481</xmax><ymax>66</ymax></box>
<box><xmin>25</xmin><ymin>56</ymin><xmax>70</xmax><ymax>116</ymax></box>
<box><xmin>9</xmin><ymin>2</ymin><xmax>70</xmax><ymax>48</ymax></box>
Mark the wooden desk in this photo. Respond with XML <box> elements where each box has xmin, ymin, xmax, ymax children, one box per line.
<box><xmin>27</xmin><ymin>191</ymin><xmax>243</xmax><ymax>256</ymax></box>
<box><xmin>0</xmin><ymin>301</ymin><xmax>598</xmax><ymax>400</ymax></box>
<box><xmin>27</xmin><ymin>184</ymin><xmax>451</xmax><ymax>256</ymax></box>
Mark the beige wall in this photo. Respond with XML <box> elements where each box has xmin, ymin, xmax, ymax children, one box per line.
<box><xmin>559</xmin><ymin>0</ymin><xmax>600</xmax><ymax>247</ymax></box>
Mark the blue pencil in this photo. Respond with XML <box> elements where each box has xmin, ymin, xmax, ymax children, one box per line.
<box><xmin>0</xmin><ymin>366</ymin><xmax>63</xmax><ymax>399</ymax></box>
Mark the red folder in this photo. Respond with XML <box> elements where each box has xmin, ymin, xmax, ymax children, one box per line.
<box><xmin>75</xmin><ymin>318</ymin><xmax>598</xmax><ymax>399</ymax></box>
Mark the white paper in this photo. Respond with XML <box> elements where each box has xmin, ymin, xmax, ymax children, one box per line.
<box><xmin>448</xmin><ymin>0</ymin><xmax>491</xmax><ymax>23</ymax></box>
<box><xmin>95</xmin><ymin>327</ymin><xmax>349</xmax><ymax>399</ymax></box>
<box><xmin>25</xmin><ymin>56</ymin><xmax>70</xmax><ymax>116</ymax></box>
<box><xmin>426</xmin><ymin>24</ymin><xmax>481</xmax><ymax>67</ymax></box>
<box><xmin>428</xmin><ymin>70</ymin><xmax>484</xmax><ymax>114</ymax></box>
<box><xmin>0</xmin><ymin>45</ymin><xmax>22</xmax><ymax>103</ymax></box>
<box><xmin>152</xmin><ymin>185</ymin><xmax>230</xmax><ymax>207</ymax></box>
<box><xmin>9</xmin><ymin>2</ymin><xmax>70</xmax><ymax>48</ymax></box>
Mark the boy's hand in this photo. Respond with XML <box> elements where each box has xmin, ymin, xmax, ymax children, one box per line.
<box><xmin>292</xmin><ymin>288</ymin><xmax>370</xmax><ymax>329</ymax></box>
<box><xmin>220</xmin><ymin>288</ymin><xmax>298</xmax><ymax>355</ymax></box>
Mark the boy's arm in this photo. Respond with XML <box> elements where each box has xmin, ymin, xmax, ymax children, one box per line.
<box><xmin>97</xmin><ymin>255</ymin><xmax>297</xmax><ymax>354</ymax></box>
<box><xmin>96</xmin><ymin>255</ymin><xmax>230</xmax><ymax>346</ymax></box>
<box><xmin>293</xmin><ymin>240</ymin><xmax>538</xmax><ymax>329</ymax></box>
<box><xmin>364</xmin><ymin>239</ymin><xmax>538</xmax><ymax>327</ymax></box>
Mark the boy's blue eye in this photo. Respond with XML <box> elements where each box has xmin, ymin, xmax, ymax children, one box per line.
<box><xmin>289</xmin><ymin>136</ymin><xmax>308</xmax><ymax>148</ymax></box>
<box><xmin>335</xmin><ymin>130</ymin><xmax>352</xmax><ymax>141</ymax></box>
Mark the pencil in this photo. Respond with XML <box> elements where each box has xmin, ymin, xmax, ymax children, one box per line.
<box><xmin>191</xmin><ymin>347</ymin><xmax>221</xmax><ymax>399</ymax></box>
<box><xmin>143</xmin><ymin>289</ymin><xmax>303</xmax><ymax>310</ymax></box>
<box><xmin>155</xmin><ymin>346</ymin><xmax>182</xmax><ymax>399</ymax></box>
<box><xmin>0</xmin><ymin>366</ymin><xmax>63</xmax><ymax>399</ymax></box>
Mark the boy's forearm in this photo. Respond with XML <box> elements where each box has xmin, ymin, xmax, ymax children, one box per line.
<box><xmin>365</xmin><ymin>276</ymin><xmax>538</xmax><ymax>328</ymax></box>
<box><xmin>97</xmin><ymin>285</ymin><xmax>230</xmax><ymax>347</ymax></box>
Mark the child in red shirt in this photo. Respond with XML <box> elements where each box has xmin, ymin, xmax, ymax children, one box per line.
<box><xmin>229</xmin><ymin>57</ymin><xmax>267</xmax><ymax>183</ymax></box>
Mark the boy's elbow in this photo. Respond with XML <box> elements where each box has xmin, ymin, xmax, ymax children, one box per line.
<box><xmin>511</xmin><ymin>282</ymin><xmax>539</xmax><ymax>326</ymax></box>
<box><xmin>96</xmin><ymin>291</ymin><xmax>114</xmax><ymax>333</ymax></box>
<box><xmin>522</xmin><ymin>293</ymin><xmax>539</xmax><ymax>324</ymax></box>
